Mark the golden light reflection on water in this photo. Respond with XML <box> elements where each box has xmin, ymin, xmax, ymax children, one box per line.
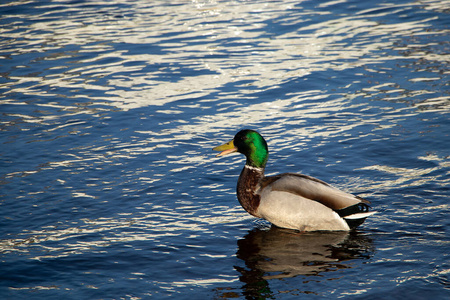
<box><xmin>1</xmin><ymin>0</ymin><xmax>447</xmax><ymax>111</ymax></box>
<box><xmin>358</xmin><ymin>158</ymin><xmax>450</xmax><ymax>190</ymax></box>
<box><xmin>0</xmin><ymin>204</ymin><xmax>252</xmax><ymax>261</ymax></box>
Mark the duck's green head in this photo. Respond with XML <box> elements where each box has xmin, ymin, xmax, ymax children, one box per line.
<box><xmin>213</xmin><ymin>129</ymin><xmax>268</xmax><ymax>168</ymax></box>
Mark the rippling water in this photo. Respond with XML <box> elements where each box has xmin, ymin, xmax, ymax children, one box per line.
<box><xmin>1</xmin><ymin>0</ymin><xmax>449</xmax><ymax>299</ymax></box>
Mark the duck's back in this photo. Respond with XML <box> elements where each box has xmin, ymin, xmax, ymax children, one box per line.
<box><xmin>256</xmin><ymin>173</ymin><xmax>369</xmax><ymax>231</ymax></box>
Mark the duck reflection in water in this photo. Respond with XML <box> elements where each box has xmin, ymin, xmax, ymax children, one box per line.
<box><xmin>232</xmin><ymin>226</ymin><xmax>374</xmax><ymax>298</ymax></box>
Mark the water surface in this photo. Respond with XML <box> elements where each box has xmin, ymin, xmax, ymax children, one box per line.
<box><xmin>1</xmin><ymin>0</ymin><xmax>449</xmax><ymax>299</ymax></box>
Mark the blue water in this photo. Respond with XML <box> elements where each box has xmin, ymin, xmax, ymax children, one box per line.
<box><xmin>1</xmin><ymin>0</ymin><xmax>449</xmax><ymax>299</ymax></box>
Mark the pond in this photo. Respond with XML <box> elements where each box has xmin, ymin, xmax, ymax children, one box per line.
<box><xmin>1</xmin><ymin>0</ymin><xmax>449</xmax><ymax>299</ymax></box>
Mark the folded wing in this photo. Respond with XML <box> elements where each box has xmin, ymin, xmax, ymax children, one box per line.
<box><xmin>260</xmin><ymin>173</ymin><xmax>376</xmax><ymax>226</ymax></box>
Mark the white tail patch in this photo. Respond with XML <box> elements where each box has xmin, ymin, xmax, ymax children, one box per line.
<box><xmin>343</xmin><ymin>211</ymin><xmax>377</xmax><ymax>220</ymax></box>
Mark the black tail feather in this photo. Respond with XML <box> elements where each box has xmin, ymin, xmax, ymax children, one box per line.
<box><xmin>335</xmin><ymin>203</ymin><xmax>371</xmax><ymax>229</ymax></box>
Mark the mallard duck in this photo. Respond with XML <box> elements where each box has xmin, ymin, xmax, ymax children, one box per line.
<box><xmin>213</xmin><ymin>129</ymin><xmax>376</xmax><ymax>231</ymax></box>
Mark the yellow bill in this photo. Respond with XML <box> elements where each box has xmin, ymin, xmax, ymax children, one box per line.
<box><xmin>213</xmin><ymin>139</ymin><xmax>238</xmax><ymax>157</ymax></box>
